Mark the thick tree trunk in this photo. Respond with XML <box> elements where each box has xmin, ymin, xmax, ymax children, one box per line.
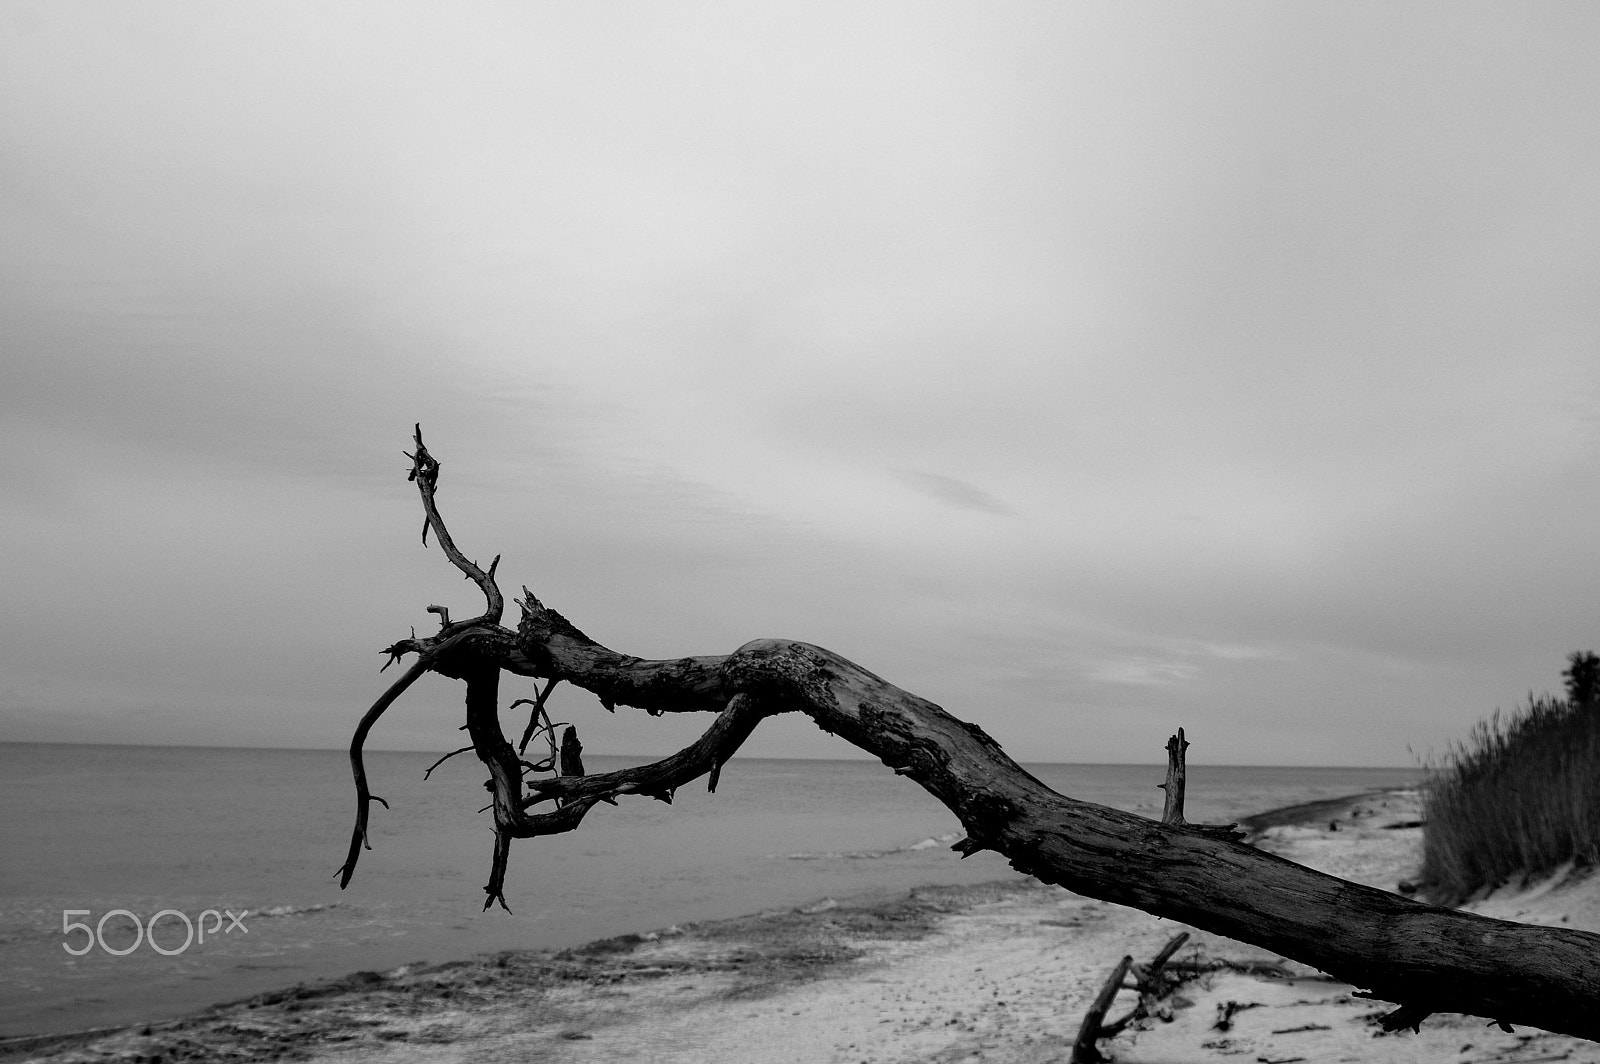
<box><xmin>343</xmin><ymin>429</ymin><xmax>1600</xmax><ymax>1042</ymax></box>
<box><xmin>501</xmin><ymin>620</ymin><xmax>1600</xmax><ymax>1040</ymax></box>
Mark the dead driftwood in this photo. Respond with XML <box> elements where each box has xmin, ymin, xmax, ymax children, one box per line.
<box><xmin>1158</xmin><ymin>726</ymin><xmax>1242</xmax><ymax>840</ymax></box>
<box><xmin>1160</xmin><ymin>728</ymin><xmax>1190</xmax><ymax>826</ymax></box>
<box><xmin>340</xmin><ymin>428</ymin><xmax>1600</xmax><ymax>1043</ymax></box>
<box><xmin>1071</xmin><ymin>932</ymin><xmax>1192</xmax><ymax>1063</ymax></box>
<box><xmin>1071</xmin><ymin>956</ymin><xmax>1132</xmax><ymax>1064</ymax></box>
<box><xmin>1067</xmin><ymin>734</ymin><xmax>1230</xmax><ymax>1061</ymax></box>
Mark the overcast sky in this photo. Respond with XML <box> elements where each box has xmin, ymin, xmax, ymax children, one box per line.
<box><xmin>2</xmin><ymin>3</ymin><xmax>1596</xmax><ymax>766</ymax></box>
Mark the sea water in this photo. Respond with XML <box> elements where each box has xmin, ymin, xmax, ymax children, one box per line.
<box><xmin>0</xmin><ymin>743</ymin><xmax>1419</xmax><ymax>1038</ymax></box>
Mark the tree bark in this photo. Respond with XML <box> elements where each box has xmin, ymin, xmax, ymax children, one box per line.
<box><xmin>343</xmin><ymin>429</ymin><xmax>1600</xmax><ymax>1043</ymax></box>
<box><xmin>1071</xmin><ymin>953</ymin><xmax>1131</xmax><ymax>1064</ymax></box>
<box><xmin>1160</xmin><ymin>727</ymin><xmax>1188</xmax><ymax>825</ymax></box>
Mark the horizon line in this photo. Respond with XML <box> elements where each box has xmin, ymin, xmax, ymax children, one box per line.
<box><xmin>0</xmin><ymin>737</ymin><xmax>1425</xmax><ymax>771</ymax></box>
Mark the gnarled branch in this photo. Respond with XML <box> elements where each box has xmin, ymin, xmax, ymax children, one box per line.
<box><xmin>345</xmin><ymin>430</ymin><xmax>1600</xmax><ymax>1043</ymax></box>
<box><xmin>405</xmin><ymin>423</ymin><xmax>502</xmax><ymax>629</ymax></box>
<box><xmin>336</xmin><ymin>629</ymin><xmax>475</xmax><ymax>887</ymax></box>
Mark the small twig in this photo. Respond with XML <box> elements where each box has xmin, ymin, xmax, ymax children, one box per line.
<box><xmin>1213</xmin><ymin>999</ymin><xmax>1264</xmax><ymax>1031</ymax></box>
<box><xmin>513</xmin><ymin>678</ymin><xmax>561</xmax><ymax>755</ymax></box>
<box><xmin>1148</xmin><ymin>930</ymin><xmax>1192</xmax><ymax>973</ymax></box>
<box><xmin>423</xmin><ymin>746</ymin><xmax>475</xmax><ymax>780</ymax></box>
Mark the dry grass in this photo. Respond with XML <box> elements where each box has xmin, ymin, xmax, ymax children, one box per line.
<box><xmin>1420</xmin><ymin>696</ymin><xmax>1600</xmax><ymax>904</ymax></box>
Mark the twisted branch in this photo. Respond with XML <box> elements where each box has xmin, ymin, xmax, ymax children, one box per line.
<box><xmin>405</xmin><ymin>423</ymin><xmax>502</xmax><ymax>629</ymax></box>
<box><xmin>343</xmin><ymin>429</ymin><xmax>1600</xmax><ymax>1043</ymax></box>
<box><xmin>336</xmin><ymin>630</ymin><xmax>473</xmax><ymax>888</ymax></box>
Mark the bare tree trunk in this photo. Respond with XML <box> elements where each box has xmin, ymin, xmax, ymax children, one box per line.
<box><xmin>341</xmin><ymin>428</ymin><xmax>1600</xmax><ymax>1043</ymax></box>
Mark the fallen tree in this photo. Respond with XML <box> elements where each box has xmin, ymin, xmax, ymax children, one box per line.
<box><xmin>341</xmin><ymin>427</ymin><xmax>1600</xmax><ymax>1042</ymax></box>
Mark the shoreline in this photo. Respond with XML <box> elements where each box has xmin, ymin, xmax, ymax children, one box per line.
<box><xmin>0</xmin><ymin>751</ymin><xmax>1420</xmax><ymax>1046</ymax></box>
<box><xmin>0</xmin><ymin>788</ymin><xmax>1392</xmax><ymax>1062</ymax></box>
<box><xmin>0</xmin><ymin>879</ymin><xmax>1045</xmax><ymax>1063</ymax></box>
<box><xmin>1235</xmin><ymin>787</ymin><xmax>1398</xmax><ymax>834</ymax></box>
<box><xmin>15</xmin><ymin>786</ymin><xmax>1600</xmax><ymax>1063</ymax></box>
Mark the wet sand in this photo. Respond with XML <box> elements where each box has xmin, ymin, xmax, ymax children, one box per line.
<box><xmin>10</xmin><ymin>789</ymin><xmax>1600</xmax><ymax>1064</ymax></box>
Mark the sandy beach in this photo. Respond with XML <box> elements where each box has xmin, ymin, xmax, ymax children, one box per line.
<box><xmin>10</xmin><ymin>789</ymin><xmax>1600</xmax><ymax>1064</ymax></box>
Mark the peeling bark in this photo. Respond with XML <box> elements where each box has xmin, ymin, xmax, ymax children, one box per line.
<box><xmin>342</xmin><ymin>429</ymin><xmax>1600</xmax><ymax>1042</ymax></box>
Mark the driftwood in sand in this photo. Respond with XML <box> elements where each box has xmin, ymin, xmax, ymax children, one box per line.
<box><xmin>340</xmin><ymin>428</ymin><xmax>1600</xmax><ymax>1043</ymax></box>
<box><xmin>1071</xmin><ymin>931</ymin><xmax>1192</xmax><ymax>1063</ymax></box>
<box><xmin>1071</xmin><ymin>954</ymin><xmax>1132</xmax><ymax>1064</ymax></box>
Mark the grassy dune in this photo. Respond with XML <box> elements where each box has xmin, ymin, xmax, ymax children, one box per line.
<box><xmin>1421</xmin><ymin>695</ymin><xmax>1600</xmax><ymax>903</ymax></box>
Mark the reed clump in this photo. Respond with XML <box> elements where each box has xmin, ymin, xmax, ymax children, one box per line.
<box><xmin>1420</xmin><ymin>694</ymin><xmax>1600</xmax><ymax>904</ymax></box>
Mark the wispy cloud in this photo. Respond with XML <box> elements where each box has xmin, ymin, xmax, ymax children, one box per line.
<box><xmin>894</xmin><ymin>470</ymin><xmax>1013</xmax><ymax>515</ymax></box>
<box><xmin>1088</xmin><ymin>657</ymin><xmax>1199</xmax><ymax>687</ymax></box>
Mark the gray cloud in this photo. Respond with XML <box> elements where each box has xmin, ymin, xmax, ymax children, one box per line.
<box><xmin>0</xmin><ymin>4</ymin><xmax>1597</xmax><ymax>765</ymax></box>
<box><xmin>894</xmin><ymin>470</ymin><xmax>1013</xmax><ymax>515</ymax></box>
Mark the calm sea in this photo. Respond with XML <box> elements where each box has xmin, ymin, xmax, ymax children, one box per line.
<box><xmin>0</xmin><ymin>743</ymin><xmax>1420</xmax><ymax>1038</ymax></box>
